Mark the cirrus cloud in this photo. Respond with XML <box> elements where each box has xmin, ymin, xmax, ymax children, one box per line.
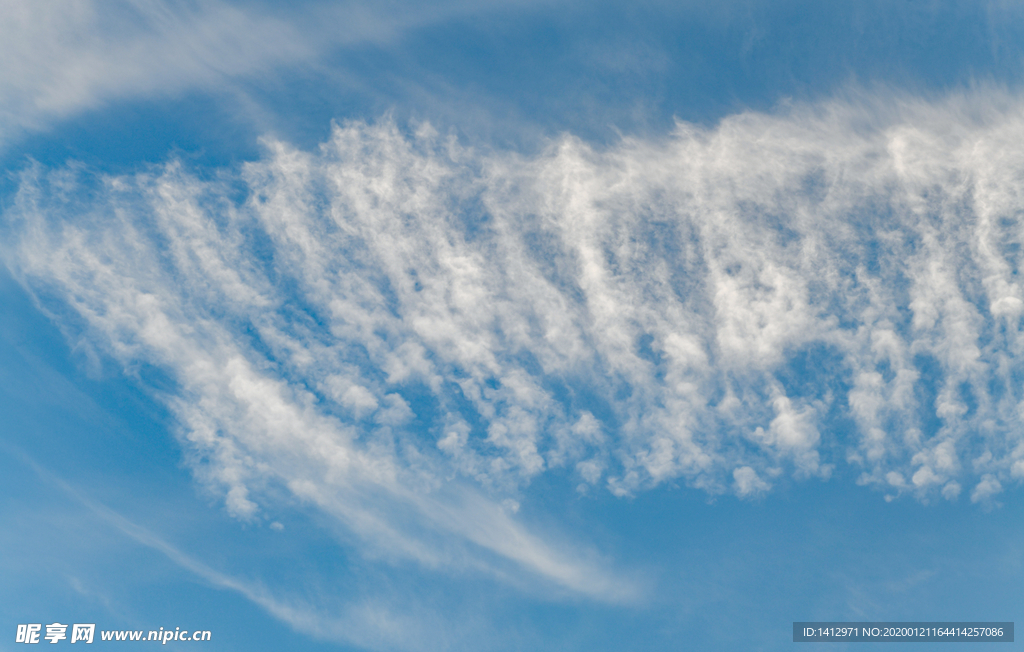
<box><xmin>5</xmin><ymin>89</ymin><xmax>1024</xmax><ymax>600</ymax></box>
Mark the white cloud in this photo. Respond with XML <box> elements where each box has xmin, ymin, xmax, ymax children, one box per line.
<box><xmin>0</xmin><ymin>0</ymin><xmax>305</xmax><ymax>140</ymax></box>
<box><xmin>733</xmin><ymin>466</ymin><xmax>770</xmax><ymax>497</ymax></box>
<box><xmin>971</xmin><ymin>474</ymin><xmax>1003</xmax><ymax>504</ymax></box>
<box><xmin>7</xmin><ymin>89</ymin><xmax>1024</xmax><ymax>614</ymax></box>
<box><xmin>0</xmin><ymin>0</ymin><xmax>553</xmax><ymax>147</ymax></box>
<box><xmin>941</xmin><ymin>481</ymin><xmax>961</xmax><ymax>500</ymax></box>
<box><xmin>25</xmin><ymin>452</ymin><xmax>479</xmax><ymax>652</ymax></box>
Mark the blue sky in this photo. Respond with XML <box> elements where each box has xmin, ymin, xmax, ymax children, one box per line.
<box><xmin>2</xmin><ymin>1</ymin><xmax>1024</xmax><ymax>650</ymax></box>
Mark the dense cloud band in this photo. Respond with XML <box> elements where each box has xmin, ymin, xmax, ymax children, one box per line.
<box><xmin>5</xmin><ymin>95</ymin><xmax>1024</xmax><ymax>589</ymax></box>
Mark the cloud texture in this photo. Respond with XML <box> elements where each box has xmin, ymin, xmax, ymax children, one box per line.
<box><xmin>5</xmin><ymin>91</ymin><xmax>1024</xmax><ymax>592</ymax></box>
<box><xmin>0</xmin><ymin>0</ymin><xmax>545</xmax><ymax>147</ymax></box>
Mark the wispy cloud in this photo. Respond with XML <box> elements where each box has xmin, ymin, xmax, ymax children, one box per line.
<box><xmin>9</xmin><ymin>446</ymin><xmax>480</xmax><ymax>651</ymax></box>
<box><xmin>1</xmin><ymin>130</ymin><xmax>638</xmax><ymax>602</ymax></box>
<box><xmin>0</xmin><ymin>0</ymin><xmax>554</xmax><ymax>148</ymax></box>
<box><xmin>5</xmin><ymin>89</ymin><xmax>1024</xmax><ymax>606</ymax></box>
<box><xmin>0</xmin><ymin>0</ymin><xmax>302</xmax><ymax>139</ymax></box>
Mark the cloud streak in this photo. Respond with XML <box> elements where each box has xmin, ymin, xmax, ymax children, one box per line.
<box><xmin>5</xmin><ymin>89</ymin><xmax>1024</xmax><ymax>604</ymax></box>
<box><xmin>7</xmin><ymin>446</ymin><xmax>468</xmax><ymax>651</ymax></box>
<box><xmin>0</xmin><ymin>0</ymin><xmax>554</xmax><ymax>148</ymax></box>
